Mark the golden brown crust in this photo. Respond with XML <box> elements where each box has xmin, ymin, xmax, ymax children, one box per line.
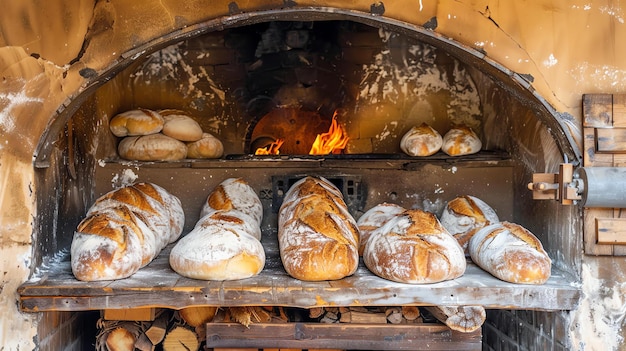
<box><xmin>207</xmin><ymin>185</ymin><xmax>234</xmax><ymax>211</ymax></box>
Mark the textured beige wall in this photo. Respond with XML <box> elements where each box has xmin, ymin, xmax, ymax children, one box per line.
<box><xmin>1</xmin><ymin>1</ymin><xmax>625</xmax><ymax>350</ymax></box>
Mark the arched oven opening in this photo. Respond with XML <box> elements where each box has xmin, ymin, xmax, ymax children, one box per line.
<box><xmin>22</xmin><ymin>8</ymin><xmax>581</xmax><ymax>351</ymax></box>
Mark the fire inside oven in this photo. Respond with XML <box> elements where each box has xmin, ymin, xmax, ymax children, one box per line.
<box><xmin>23</xmin><ymin>13</ymin><xmax>582</xmax><ymax>351</ymax></box>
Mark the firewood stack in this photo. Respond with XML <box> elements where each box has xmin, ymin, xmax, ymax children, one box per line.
<box><xmin>96</xmin><ymin>305</ymin><xmax>485</xmax><ymax>350</ymax></box>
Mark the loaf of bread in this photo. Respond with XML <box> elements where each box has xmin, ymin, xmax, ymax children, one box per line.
<box><xmin>441</xmin><ymin>126</ymin><xmax>482</xmax><ymax>156</ymax></box>
<box><xmin>363</xmin><ymin>209</ymin><xmax>466</xmax><ymax>284</ymax></box>
<box><xmin>187</xmin><ymin>132</ymin><xmax>224</xmax><ymax>159</ymax></box>
<box><xmin>440</xmin><ymin>195</ymin><xmax>499</xmax><ymax>254</ymax></box>
<box><xmin>71</xmin><ymin>182</ymin><xmax>184</xmax><ymax>281</ymax></box>
<box><xmin>200</xmin><ymin>177</ymin><xmax>263</xmax><ymax>225</ymax></box>
<box><xmin>109</xmin><ymin>109</ymin><xmax>164</xmax><ymax>137</ymax></box>
<box><xmin>159</xmin><ymin>109</ymin><xmax>204</xmax><ymax>142</ymax></box>
<box><xmin>400</xmin><ymin>123</ymin><xmax>443</xmax><ymax>156</ymax></box>
<box><xmin>468</xmin><ymin>222</ymin><xmax>551</xmax><ymax>284</ymax></box>
<box><xmin>278</xmin><ymin>176</ymin><xmax>359</xmax><ymax>281</ymax></box>
<box><xmin>356</xmin><ymin>202</ymin><xmax>405</xmax><ymax>255</ymax></box>
<box><xmin>118</xmin><ymin>133</ymin><xmax>188</xmax><ymax>161</ymax></box>
<box><xmin>169</xmin><ymin>208</ymin><xmax>265</xmax><ymax>280</ymax></box>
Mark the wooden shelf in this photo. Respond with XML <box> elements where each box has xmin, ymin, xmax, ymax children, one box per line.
<box><xmin>205</xmin><ymin>322</ymin><xmax>482</xmax><ymax>350</ymax></box>
<box><xmin>18</xmin><ymin>245</ymin><xmax>579</xmax><ymax>312</ymax></box>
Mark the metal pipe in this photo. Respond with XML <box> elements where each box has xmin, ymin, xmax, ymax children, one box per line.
<box><xmin>576</xmin><ymin>167</ymin><xmax>626</xmax><ymax>208</ymax></box>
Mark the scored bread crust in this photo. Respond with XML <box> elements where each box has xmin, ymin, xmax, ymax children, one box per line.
<box><xmin>71</xmin><ymin>183</ymin><xmax>184</xmax><ymax>281</ymax></box>
<box><xmin>200</xmin><ymin>177</ymin><xmax>263</xmax><ymax>226</ymax></box>
<box><xmin>363</xmin><ymin>209</ymin><xmax>466</xmax><ymax>284</ymax></box>
<box><xmin>356</xmin><ymin>202</ymin><xmax>405</xmax><ymax>256</ymax></box>
<box><xmin>400</xmin><ymin>123</ymin><xmax>443</xmax><ymax>156</ymax></box>
<box><xmin>278</xmin><ymin>176</ymin><xmax>359</xmax><ymax>281</ymax></box>
<box><xmin>468</xmin><ymin>222</ymin><xmax>551</xmax><ymax>284</ymax></box>
<box><xmin>440</xmin><ymin>195</ymin><xmax>499</xmax><ymax>254</ymax></box>
<box><xmin>441</xmin><ymin>125</ymin><xmax>482</xmax><ymax>156</ymax></box>
<box><xmin>109</xmin><ymin>108</ymin><xmax>164</xmax><ymax>137</ymax></box>
<box><xmin>118</xmin><ymin>134</ymin><xmax>188</xmax><ymax>161</ymax></box>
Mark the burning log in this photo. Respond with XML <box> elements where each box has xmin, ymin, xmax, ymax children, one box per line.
<box><xmin>309</xmin><ymin>113</ymin><xmax>349</xmax><ymax>155</ymax></box>
<box><xmin>424</xmin><ymin>305</ymin><xmax>486</xmax><ymax>333</ymax></box>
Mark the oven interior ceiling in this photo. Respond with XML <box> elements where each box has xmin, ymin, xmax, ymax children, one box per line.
<box><xmin>22</xmin><ymin>17</ymin><xmax>581</xmax><ymax>314</ymax></box>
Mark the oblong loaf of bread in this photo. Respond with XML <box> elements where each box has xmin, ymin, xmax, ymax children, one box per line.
<box><xmin>109</xmin><ymin>109</ymin><xmax>164</xmax><ymax>137</ymax></box>
<box><xmin>169</xmin><ymin>209</ymin><xmax>265</xmax><ymax>280</ymax></box>
<box><xmin>118</xmin><ymin>134</ymin><xmax>188</xmax><ymax>161</ymax></box>
<box><xmin>71</xmin><ymin>182</ymin><xmax>184</xmax><ymax>281</ymax></box>
<box><xmin>440</xmin><ymin>195</ymin><xmax>499</xmax><ymax>254</ymax></box>
<box><xmin>357</xmin><ymin>202</ymin><xmax>405</xmax><ymax>256</ymax></box>
<box><xmin>187</xmin><ymin>132</ymin><xmax>224</xmax><ymax>159</ymax></box>
<box><xmin>159</xmin><ymin>109</ymin><xmax>204</xmax><ymax>142</ymax></box>
<box><xmin>278</xmin><ymin>176</ymin><xmax>359</xmax><ymax>281</ymax></box>
<box><xmin>200</xmin><ymin>177</ymin><xmax>263</xmax><ymax>226</ymax></box>
<box><xmin>400</xmin><ymin>123</ymin><xmax>443</xmax><ymax>156</ymax></box>
<box><xmin>468</xmin><ymin>222</ymin><xmax>551</xmax><ymax>284</ymax></box>
<box><xmin>363</xmin><ymin>209</ymin><xmax>466</xmax><ymax>284</ymax></box>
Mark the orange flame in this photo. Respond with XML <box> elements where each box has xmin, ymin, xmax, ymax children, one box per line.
<box><xmin>255</xmin><ymin>139</ymin><xmax>284</xmax><ymax>155</ymax></box>
<box><xmin>309</xmin><ymin>114</ymin><xmax>349</xmax><ymax>155</ymax></box>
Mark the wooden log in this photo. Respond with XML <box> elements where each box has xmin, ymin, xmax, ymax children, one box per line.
<box><xmin>424</xmin><ymin>306</ymin><xmax>486</xmax><ymax>333</ymax></box>
<box><xmin>106</xmin><ymin>327</ymin><xmax>136</xmax><ymax>351</ymax></box>
<box><xmin>179</xmin><ymin>306</ymin><xmax>217</xmax><ymax>327</ymax></box>
<box><xmin>104</xmin><ymin>308</ymin><xmax>155</xmax><ymax>321</ymax></box>
<box><xmin>144</xmin><ymin>310</ymin><xmax>170</xmax><ymax>345</ymax></box>
<box><xmin>401</xmin><ymin>306</ymin><xmax>420</xmax><ymax>321</ymax></box>
<box><xmin>309</xmin><ymin>307</ymin><xmax>324</xmax><ymax>319</ymax></box>
<box><xmin>342</xmin><ymin>311</ymin><xmax>387</xmax><ymax>324</ymax></box>
<box><xmin>134</xmin><ymin>332</ymin><xmax>155</xmax><ymax>351</ymax></box>
<box><xmin>162</xmin><ymin>325</ymin><xmax>199</xmax><ymax>351</ymax></box>
<box><xmin>385</xmin><ymin>307</ymin><xmax>403</xmax><ymax>324</ymax></box>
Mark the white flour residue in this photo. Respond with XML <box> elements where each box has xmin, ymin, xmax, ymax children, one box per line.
<box><xmin>110</xmin><ymin>169</ymin><xmax>138</xmax><ymax>188</ymax></box>
<box><xmin>132</xmin><ymin>43</ymin><xmax>226</xmax><ymax>110</ymax></box>
<box><xmin>570</xmin><ymin>263</ymin><xmax>626</xmax><ymax>351</ymax></box>
<box><xmin>0</xmin><ymin>84</ymin><xmax>44</xmax><ymax>134</ymax></box>
<box><xmin>357</xmin><ymin>32</ymin><xmax>482</xmax><ymax>133</ymax></box>
<box><xmin>543</xmin><ymin>54</ymin><xmax>558</xmax><ymax>68</ymax></box>
<box><xmin>568</xmin><ymin>62</ymin><xmax>626</xmax><ymax>90</ymax></box>
<box><xmin>599</xmin><ymin>4</ymin><xmax>625</xmax><ymax>23</ymax></box>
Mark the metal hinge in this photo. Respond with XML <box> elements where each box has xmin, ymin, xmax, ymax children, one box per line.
<box><xmin>527</xmin><ymin>163</ymin><xmax>582</xmax><ymax>205</ymax></box>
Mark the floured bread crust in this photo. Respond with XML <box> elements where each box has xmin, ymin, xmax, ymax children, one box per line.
<box><xmin>363</xmin><ymin>209</ymin><xmax>466</xmax><ymax>284</ymax></box>
<box><xmin>357</xmin><ymin>202</ymin><xmax>405</xmax><ymax>255</ymax></box>
<box><xmin>109</xmin><ymin>108</ymin><xmax>164</xmax><ymax>137</ymax></box>
<box><xmin>441</xmin><ymin>126</ymin><xmax>482</xmax><ymax>156</ymax></box>
<box><xmin>440</xmin><ymin>195</ymin><xmax>499</xmax><ymax>254</ymax></box>
<box><xmin>400</xmin><ymin>123</ymin><xmax>443</xmax><ymax>156</ymax></box>
<box><xmin>468</xmin><ymin>222</ymin><xmax>551</xmax><ymax>284</ymax></box>
<box><xmin>278</xmin><ymin>176</ymin><xmax>359</xmax><ymax>281</ymax></box>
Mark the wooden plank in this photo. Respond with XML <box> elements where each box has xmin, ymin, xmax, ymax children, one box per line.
<box><xmin>17</xmin><ymin>246</ymin><xmax>580</xmax><ymax>312</ymax></box>
<box><xmin>103</xmin><ymin>307</ymin><xmax>155</xmax><ymax>321</ymax></box>
<box><xmin>597</xmin><ymin>218</ymin><xmax>626</xmax><ymax>244</ymax></box>
<box><xmin>613</xmin><ymin>94</ymin><xmax>626</xmax><ymax>127</ymax></box>
<box><xmin>205</xmin><ymin>323</ymin><xmax>481</xmax><ymax>350</ymax></box>
<box><xmin>584</xmin><ymin>208</ymin><xmax>614</xmax><ymax>255</ymax></box>
<box><xmin>583</xmin><ymin>94</ymin><xmax>612</xmax><ymax>127</ymax></box>
<box><xmin>595</xmin><ymin>128</ymin><xmax>626</xmax><ymax>153</ymax></box>
<box><xmin>584</xmin><ymin>127</ymin><xmax>614</xmax><ymax>166</ymax></box>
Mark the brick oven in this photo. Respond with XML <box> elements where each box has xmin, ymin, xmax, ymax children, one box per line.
<box><xmin>3</xmin><ymin>1</ymin><xmax>626</xmax><ymax>351</ymax></box>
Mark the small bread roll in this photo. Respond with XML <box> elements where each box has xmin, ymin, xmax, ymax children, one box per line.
<box><xmin>440</xmin><ymin>195</ymin><xmax>499</xmax><ymax>254</ymax></box>
<box><xmin>118</xmin><ymin>134</ymin><xmax>188</xmax><ymax>161</ymax></box>
<box><xmin>441</xmin><ymin>126</ymin><xmax>482</xmax><ymax>156</ymax></box>
<box><xmin>363</xmin><ymin>209</ymin><xmax>466</xmax><ymax>284</ymax></box>
<box><xmin>109</xmin><ymin>109</ymin><xmax>164</xmax><ymax>137</ymax></box>
<box><xmin>356</xmin><ymin>203</ymin><xmax>405</xmax><ymax>255</ymax></box>
<box><xmin>187</xmin><ymin>133</ymin><xmax>224</xmax><ymax>159</ymax></box>
<box><xmin>400</xmin><ymin>123</ymin><xmax>443</xmax><ymax>156</ymax></box>
<box><xmin>159</xmin><ymin>109</ymin><xmax>204</xmax><ymax>142</ymax></box>
<box><xmin>169</xmin><ymin>209</ymin><xmax>265</xmax><ymax>281</ymax></box>
<box><xmin>469</xmin><ymin>222</ymin><xmax>551</xmax><ymax>284</ymax></box>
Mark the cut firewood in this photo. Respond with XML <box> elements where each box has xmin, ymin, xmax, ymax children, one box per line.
<box><xmin>341</xmin><ymin>311</ymin><xmax>387</xmax><ymax>324</ymax></box>
<box><xmin>162</xmin><ymin>325</ymin><xmax>199</xmax><ymax>351</ymax></box>
<box><xmin>385</xmin><ymin>307</ymin><xmax>403</xmax><ymax>324</ymax></box>
<box><xmin>179</xmin><ymin>306</ymin><xmax>217</xmax><ymax>327</ymax></box>
<box><xmin>424</xmin><ymin>305</ymin><xmax>486</xmax><ymax>333</ymax></box>
<box><xmin>144</xmin><ymin>309</ymin><xmax>170</xmax><ymax>345</ymax></box>
<box><xmin>401</xmin><ymin>306</ymin><xmax>420</xmax><ymax>321</ymax></box>
<box><xmin>105</xmin><ymin>327</ymin><xmax>136</xmax><ymax>351</ymax></box>
<box><xmin>309</xmin><ymin>307</ymin><xmax>325</xmax><ymax>319</ymax></box>
<box><xmin>134</xmin><ymin>332</ymin><xmax>154</xmax><ymax>351</ymax></box>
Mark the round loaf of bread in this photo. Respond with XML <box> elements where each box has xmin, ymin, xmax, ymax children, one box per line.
<box><xmin>440</xmin><ymin>195</ymin><xmax>499</xmax><ymax>254</ymax></box>
<box><xmin>71</xmin><ymin>182</ymin><xmax>184</xmax><ymax>281</ymax></box>
<box><xmin>109</xmin><ymin>109</ymin><xmax>164</xmax><ymax>137</ymax></box>
<box><xmin>118</xmin><ymin>133</ymin><xmax>188</xmax><ymax>161</ymax></box>
<box><xmin>468</xmin><ymin>222</ymin><xmax>551</xmax><ymax>284</ymax></box>
<box><xmin>278</xmin><ymin>176</ymin><xmax>359</xmax><ymax>281</ymax></box>
<box><xmin>356</xmin><ymin>203</ymin><xmax>405</xmax><ymax>255</ymax></box>
<box><xmin>187</xmin><ymin>132</ymin><xmax>224</xmax><ymax>159</ymax></box>
<box><xmin>169</xmin><ymin>209</ymin><xmax>265</xmax><ymax>280</ymax></box>
<box><xmin>400</xmin><ymin>123</ymin><xmax>443</xmax><ymax>156</ymax></box>
<box><xmin>159</xmin><ymin>109</ymin><xmax>204</xmax><ymax>142</ymax></box>
<box><xmin>363</xmin><ymin>209</ymin><xmax>466</xmax><ymax>284</ymax></box>
<box><xmin>200</xmin><ymin>178</ymin><xmax>263</xmax><ymax>226</ymax></box>
<box><xmin>441</xmin><ymin>126</ymin><xmax>482</xmax><ymax>156</ymax></box>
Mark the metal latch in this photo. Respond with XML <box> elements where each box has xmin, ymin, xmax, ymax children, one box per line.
<box><xmin>527</xmin><ymin>163</ymin><xmax>582</xmax><ymax>205</ymax></box>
